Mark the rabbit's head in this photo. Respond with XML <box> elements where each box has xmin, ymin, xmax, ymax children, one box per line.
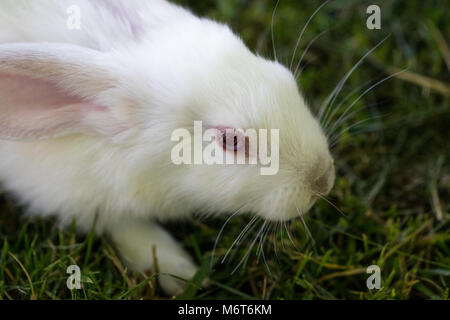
<box><xmin>0</xmin><ymin>19</ymin><xmax>334</xmax><ymax>222</ymax></box>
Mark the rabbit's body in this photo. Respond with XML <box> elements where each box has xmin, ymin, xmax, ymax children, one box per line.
<box><xmin>0</xmin><ymin>0</ymin><xmax>335</xmax><ymax>295</ymax></box>
<box><xmin>0</xmin><ymin>0</ymin><xmax>221</xmax><ymax>294</ymax></box>
<box><xmin>0</xmin><ymin>0</ymin><xmax>180</xmax><ymax>48</ymax></box>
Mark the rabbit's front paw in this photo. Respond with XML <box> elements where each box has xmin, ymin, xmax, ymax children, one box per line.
<box><xmin>110</xmin><ymin>220</ymin><xmax>202</xmax><ymax>295</ymax></box>
<box><xmin>158</xmin><ymin>254</ymin><xmax>199</xmax><ymax>296</ymax></box>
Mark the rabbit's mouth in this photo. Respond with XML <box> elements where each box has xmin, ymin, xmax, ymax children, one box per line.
<box><xmin>254</xmin><ymin>193</ymin><xmax>319</xmax><ymax>222</ymax></box>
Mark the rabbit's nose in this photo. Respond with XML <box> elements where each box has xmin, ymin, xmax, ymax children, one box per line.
<box><xmin>311</xmin><ymin>159</ymin><xmax>335</xmax><ymax>195</ymax></box>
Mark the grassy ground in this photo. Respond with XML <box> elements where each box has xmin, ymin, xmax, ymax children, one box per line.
<box><xmin>0</xmin><ymin>0</ymin><xmax>449</xmax><ymax>300</ymax></box>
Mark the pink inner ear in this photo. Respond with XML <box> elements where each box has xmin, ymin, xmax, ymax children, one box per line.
<box><xmin>0</xmin><ymin>73</ymin><xmax>105</xmax><ymax>140</ymax></box>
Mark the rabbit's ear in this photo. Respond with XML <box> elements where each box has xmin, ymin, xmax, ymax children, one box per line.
<box><xmin>0</xmin><ymin>42</ymin><xmax>127</xmax><ymax>141</ymax></box>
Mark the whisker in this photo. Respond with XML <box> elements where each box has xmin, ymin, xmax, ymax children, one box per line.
<box><xmin>256</xmin><ymin>221</ymin><xmax>269</xmax><ymax>260</ymax></box>
<box><xmin>328</xmin><ymin>113</ymin><xmax>386</xmax><ymax>148</ymax></box>
<box><xmin>325</xmin><ymin>100</ymin><xmax>387</xmax><ymax>136</ymax></box>
<box><xmin>313</xmin><ymin>191</ymin><xmax>346</xmax><ymax>217</ymax></box>
<box><xmin>284</xmin><ymin>220</ymin><xmax>300</xmax><ymax>250</ymax></box>
<box><xmin>296</xmin><ymin>61</ymin><xmax>312</xmax><ymax>80</ymax></box>
<box><xmin>221</xmin><ymin>215</ymin><xmax>258</xmax><ymax>264</ymax></box>
<box><xmin>272</xmin><ymin>222</ymin><xmax>281</xmax><ymax>262</ymax></box>
<box><xmin>227</xmin><ymin>215</ymin><xmax>262</xmax><ymax>265</ymax></box>
<box><xmin>322</xmin><ymin>76</ymin><xmax>381</xmax><ymax>130</ymax></box>
<box><xmin>326</xmin><ymin>68</ymin><xmax>407</xmax><ymax>137</ymax></box>
<box><xmin>294</xmin><ymin>29</ymin><xmax>330</xmax><ymax>78</ymax></box>
<box><xmin>271</xmin><ymin>0</ymin><xmax>281</xmax><ymax>61</ymax></box>
<box><xmin>318</xmin><ymin>34</ymin><xmax>391</xmax><ymax>124</ymax></box>
<box><xmin>330</xmin><ymin>116</ymin><xmax>390</xmax><ymax>149</ymax></box>
<box><xmin>210</xmin><ymin>205</ymin><xmax>245</xmax><ymax>267</ymax></box>
<box><xmin>295</xmin><ymin>201</ymin><xmax>315</xmax><ymax>245</ymax></box>
<box><xmin>259</xmin><ymin>223</ymin><xmax>273</xmax><ymax>276</ymax></box>
<box><xmin>255</xmin><ymin>221</ymin><xmax>268</xmax><ymax>262</ymax></box>
<box><xmin>231</xmin><ymin>220</ymin><xmax>268</xmax><ymax>274</ymax></box>
<box><xmin>289</xmin><ymin>0</ymin><xmax>331</xmax><ymax>71</ymax></box>
<box><xmin>280</xmin><ymin>221</ymin><xmax>287</xmax><ymax>251</ymax></box>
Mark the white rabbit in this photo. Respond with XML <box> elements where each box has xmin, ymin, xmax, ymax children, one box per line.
<box><xmin>0</xmin><ymin>0</ymin><xmax>335</xmax><ymax>295</ymax></box>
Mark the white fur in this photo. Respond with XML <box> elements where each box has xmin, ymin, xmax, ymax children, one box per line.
<box><xmin>0</xmin><ymin>0</ymin><xmax>334</xmax><ymax>294</ymax></box>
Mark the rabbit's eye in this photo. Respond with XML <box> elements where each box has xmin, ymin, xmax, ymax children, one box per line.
<box><xmin>216</xmin><ymin>127</ymin><xmax>245</xmax><ymax>152</ymax></box>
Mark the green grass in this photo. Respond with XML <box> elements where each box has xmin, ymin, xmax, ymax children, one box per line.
<box><xmin>1</xmin><ymin>0</ymin><xmax>449</xmax><ymax>300</ymax></box>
